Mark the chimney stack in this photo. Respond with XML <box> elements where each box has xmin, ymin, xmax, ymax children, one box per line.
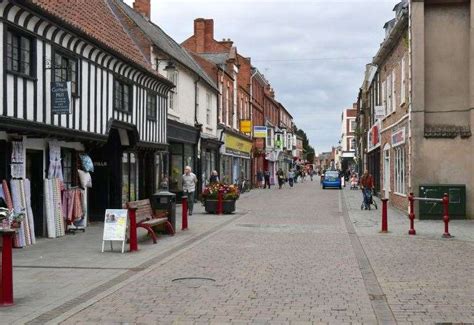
<box><xmin>194</xmin><ymin>18</ymin><xmax>214</xmax><ymax>53</ymax></box>
<box><xmin>133</xmin><ymin>0</ymin><xmax>151</xmax><ymax>19</ymax></box>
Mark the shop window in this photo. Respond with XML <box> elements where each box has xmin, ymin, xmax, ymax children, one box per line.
<box><xmin>147</xmin><ymin>91</ymin><xmax>157</xmax><ymax>120</ymax></box>
<box><xmin>114</xmin><ymin>78</ymin><xmax>132</xmax><ymax>113</ymax></box>
<box><xmin>54</xmin><ymin>51</ymin><xmax>78</xmax><ymax>96</ymax></box>
<box><xmin>122</xmin><ymin>152</ymin><xmax>139</xmax><ymax>205</ymax></box>
<box><xmin>170</xmin><ymin>143</ymin><xmax>183</xmax><ymax>192</ymax></box>
<box><xmin>6</xmin><ymin>28</ymin><xmax>34</xmax><ymax>77</ymax></box>
<box><xmin>394</xmin><ymin>146</ymin><xmax>406</xmax><ymax>194</ymax></box>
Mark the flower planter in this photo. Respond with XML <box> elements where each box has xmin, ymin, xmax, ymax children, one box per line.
<box><xmin>204</xmin><ymin>199</ymin><xmax>236</xmax><ymax>214</ymax></box>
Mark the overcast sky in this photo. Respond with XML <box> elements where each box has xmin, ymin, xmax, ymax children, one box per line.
<box><xmin>125</xmin><ymin>0</ymin><xmax>398</xmax><ymax>153</ymax></box>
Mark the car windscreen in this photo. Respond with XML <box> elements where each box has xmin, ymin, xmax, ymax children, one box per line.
<box><xmin>325</xmin><ymin>172</ymin><xmax>339</xmax><ymax>181</ymax></box>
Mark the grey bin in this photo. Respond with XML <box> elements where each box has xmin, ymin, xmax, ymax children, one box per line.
<box><xmin>150</xmin><ymin>191</ymin><xmax>177</xmax><ymax>231</ymax></box>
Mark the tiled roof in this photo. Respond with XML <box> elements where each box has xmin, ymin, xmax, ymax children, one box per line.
<box><xmin>27</xmin><ymin>0</ymin><xmax>165</xmax><ymax>79</ymax></box>
<box><xmin>113</xmin><ymin>0</ymin><xmax>218</xmax><ymax>91</ymax></box>
<box><xmin>199</xmin><ymin>53</ymin><xmax>230</xmax><ymax>65</ymax></box>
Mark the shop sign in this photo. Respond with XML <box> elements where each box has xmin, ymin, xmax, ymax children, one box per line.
<box><xmin>102</xmin><ymin>209</ymin><xmax>128</xmax><ymax>253</ymax></box>
<box><xmin>374</xmin><ymin>106</ymin><xmax>385</xmax><ymax>120</ymax></box>
<box><xmin>367</xmin><ymin>121</ymin><xmax>381</xmax><ymax>152</ymax></box>
<box><xmin>253</xmin><ymin>126</ymin><xmax>267</xmax><ymax>138</ymax></box>
<box><xmin>392</xmin><ymin>127</ymin><xmax>406</xmax><ymax>147</ymax></box>
<box><xmin>240</xmin><ymin>120</ymin><xmax>252</xmax><ymax>133</ymax></box>
<box><xmin>51</xmin><ymin>81</ymin><xmax>71</xmax><ymax>114</ymax></box>
<box><xmin>225</xmin><ymin>134</ymin><xmax>252</xmax><ymax>157</ymax></box>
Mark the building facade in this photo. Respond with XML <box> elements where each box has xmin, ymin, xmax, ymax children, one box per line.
<box><xmin>0</xmin><ymin>0</ymin><xmax>172</xmax><ymax>237</ymax></box>
<box><xmin>340</xmin><ymin>105</ymin><xmax>357</xmax><ymax>173</ymax></box>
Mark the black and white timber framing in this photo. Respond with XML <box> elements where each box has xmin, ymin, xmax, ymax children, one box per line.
<box><xmin>0</xmin><ymin>1</ymin><xmax>173</xmax><ymax>146</ymax></box>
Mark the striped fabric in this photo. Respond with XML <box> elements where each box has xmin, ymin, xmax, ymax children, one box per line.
<box><xmin>11</xmin><ymin>180</ymin><xmax>26</xmax><ymax>247</ymax></box>
<box><xmin>44</xmin><ymin>179</ymin><xmax>56</xmax><ymax>238</ymax></box>
<box><xmin>24</xmin><ymin>179</ymin><xmax>36</xmax><ymax>245</ymax></box>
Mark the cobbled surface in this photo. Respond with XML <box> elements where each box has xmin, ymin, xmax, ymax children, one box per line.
<box><xmin>59</xmin><ymin>179</ymin><xmax>474</xmax><ymax>324</ymax></box>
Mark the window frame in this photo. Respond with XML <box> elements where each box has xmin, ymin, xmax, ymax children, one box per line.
<box><xmin>113</xmin><ymin>77</ymin><xmax>133</xmax><ymax>114</ymax></box>
<box><xmin>206</xmin><ymin>92</ymin><xmax>212</xmax><ymax>126</ymax></box>
<box><xmin>394</xmin><ymin>146</ymin><xmax>406</xmax><ymax>195</ymax></box>
<box><xmin>146</xmin><ymin>91</ymin><xmax>157</xmax><ymax>120</ymax></box>
<box><xmin>167</xmin><ymin>69</ymin><xmax>178</xmax><ymax>111</ymax></box>
<box><xmin>5</xmin><ymin>27</ymin><xmax>35</xmax><ymax>78</ymax></box>
<box><xmin>53</xmin><ymin>49</ymin><xmax>79</xmax><ymax>97</ymax></box>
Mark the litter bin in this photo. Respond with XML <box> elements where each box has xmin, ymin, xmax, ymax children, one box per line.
<box><xmin>150</xmin><ymin>191</ymin><xmax>176</xmax><ymax>231</ymax></box>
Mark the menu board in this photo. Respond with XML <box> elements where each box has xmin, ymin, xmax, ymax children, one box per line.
<box><xmin>102</xmin><ymin>209</ymin><xmax>128</xmax><ymax>241</ymax></box>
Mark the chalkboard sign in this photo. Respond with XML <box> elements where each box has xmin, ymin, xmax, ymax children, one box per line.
<box><xmin>51</xmin><ymin>81</ymin><xmax>71</xmax><ymax>114</ymax></box>
<box><xmin>102</xmin><ymin>209</ymin><xmax>128</xmax><ymax>253</ymax></box>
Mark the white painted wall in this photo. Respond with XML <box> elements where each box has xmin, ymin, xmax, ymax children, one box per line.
<box><xmin>196</xmin><ymin>80</ymin><xmax>218</xmax><ymax>138</ymax></box>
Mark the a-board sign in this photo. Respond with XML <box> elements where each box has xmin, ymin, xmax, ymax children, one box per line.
<box><xmin>102</xmin><ymin>209</ymin><xmax>128</xmax><ymax>253</ymax></box>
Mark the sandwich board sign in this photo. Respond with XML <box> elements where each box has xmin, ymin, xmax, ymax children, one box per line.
<box><xmin>102</xmin><ymin>209</ymin><xmax>128</xmax><ymax>253</ymax></box>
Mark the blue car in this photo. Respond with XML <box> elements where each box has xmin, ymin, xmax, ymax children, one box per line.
<box><xmin>322</xmin><ymin>171</ymin><xmax>342</xmax><ymax>189</ymax></box>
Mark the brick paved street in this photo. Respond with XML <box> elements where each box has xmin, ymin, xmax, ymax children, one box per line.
<box><xmin>3</xmin><ymin>179</ymin><xmax>473</xmax><ymax>324</ymax></box>
<box><xmin>53</xmin><ymin>179</ymin><xmax>473</xmax><ymax>324</ymax></box>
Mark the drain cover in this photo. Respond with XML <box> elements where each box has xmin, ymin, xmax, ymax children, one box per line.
<box><xmin>172</xmin><ymin>277</ymin><xmax>216</xmax><ymax>287</ymax></box>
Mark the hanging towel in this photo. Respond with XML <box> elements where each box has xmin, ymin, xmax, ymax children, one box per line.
<box><xmin>44</xmin><ymin>179</ymin><xmax>56</xmax><ymax>238</ymax></box>
<box><xmin>11</xmin><ymin>180</ymin><xmax>26</xmax><ymax>247</ymax></box>
<box><xmin>11</xmin><ymin>141</ymin><xmax>24</xmax><ymax>178</ymax></box>
<box><xmin>48</xmin><ymin>141</ymin><xmax>63</xmax><ymax>180</ymax></box>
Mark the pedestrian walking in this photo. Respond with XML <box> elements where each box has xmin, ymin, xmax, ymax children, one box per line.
<box><xmin>264</xmin><ymin>169</ymin><xmax>271</xmax><ymax>189</ymax></box>
<box><xmin>287</xmin><ymin>169</ymin><xmax>295</xmax><ymax>188</ymax></box>
<box><xmin>209</xmin><ymin>170</ymin><xmax>219</xmax><ymax>184</ymax></box>
<box><xmin>256</xmin><ymin>169</ymin><xmax>264</xmax><ymax>189</ymax></box>
<box><xmin>309</xmin><ymin>169</ymin><xmax>314</xmax><ymax>181</ymax></box>
<box><xmin>182</xmin><ymin>166</ymin><xmax>197</xmax><ymax>215</ymax></box>
<box><xmin>360</xmin><ymin>169</ymin><xmax>374</xmax><ymax>210</ymax></box>
<box><xmin>276</xmin><ymin>168</ymin><xmax>285</xmax><ymax>189</ymax></box>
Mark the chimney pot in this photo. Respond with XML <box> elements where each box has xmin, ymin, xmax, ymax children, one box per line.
<box><xmin>133</xmin><ymin>0</ymin><xmax>151</xmax><ymax>19</ymax></box>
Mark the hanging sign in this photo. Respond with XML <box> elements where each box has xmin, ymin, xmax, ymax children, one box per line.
<box><xmin>253</xmin><ymin>126</ymin><xmax>267</xmax><ymax>138</ymax></box>
<box><xmin>374</xmin><ymin>106</ymin><xmax>385</xmax><ymax>120</ymax></box>
<box><xmin>392</xmin><ymin>127</ymin><xmax>406</xmax><ymax>147</ymax></box>
<box><xmin>367</xmin><ymin>121</ymin><xmax>381</xmax><ymax>152</ymax></box>
<box><xmin>51</xmin><ymin>81</ymin><xmax>71</xmax><ymax>114</ymax></box>
<box><xmin>240</xmin><ymin>120</ymin><xmax>252</xmax><ymax>133</ymax></box>
<box><xmin>102</xmin><ymin>209</ymin><xmax>128</xmax><ymax>253</ymax></box>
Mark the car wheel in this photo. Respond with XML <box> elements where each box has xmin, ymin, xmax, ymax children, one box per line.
<box><xmin>322</xmin><ymin>185</ymin><xmax>325</xmax><ymax>189</ymax></box>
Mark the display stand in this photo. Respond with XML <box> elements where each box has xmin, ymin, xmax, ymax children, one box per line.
<box><xmin>101</xmin><ymin>209</ymin><xmax>128</xmax><ymax>254</ymax></box>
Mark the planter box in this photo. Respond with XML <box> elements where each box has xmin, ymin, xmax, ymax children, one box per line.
<box><xmin>204</xmin><ymin>199</ymin><xmax>236</xmax><ymax>214</ymax></box>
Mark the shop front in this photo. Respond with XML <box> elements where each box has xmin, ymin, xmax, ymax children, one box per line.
<box><xmin>220</xmin><ymin>132</ymin><xmax>252</xmax><ymax>185</ymax></box>
<box><xmin>200</xmin><ymin>135</ymin><xmax>221</xmax><ymax>192</ymax></box>
<box><xmin>367</xmin><ymin>121</ymin><xmax>381</xmax><ymax>194</ymax></box>
<box><xmin>167</xmin><ymin>119</ymin><xmax>199</xmax><ymax>201</ymax></box>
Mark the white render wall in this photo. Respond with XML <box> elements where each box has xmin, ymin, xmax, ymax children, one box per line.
<box><xmin>196</xmin><ymin>81</ymin><xmax>218</xmax><ymax>138</ymax></box>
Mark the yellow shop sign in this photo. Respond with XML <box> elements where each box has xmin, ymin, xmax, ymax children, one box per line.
<box><xmin>225</xmin><ymin>134</ymin><xmax>252</xmax><ymax>156</ymax></box>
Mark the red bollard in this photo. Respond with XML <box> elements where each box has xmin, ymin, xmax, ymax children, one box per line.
<box><xmin>442</xmin><ymin>193</ymin><xmax>452</xmax><ymax>238</ymax></box>
<box><xmin>217</xmin><ymin>189</ymin><xmax>223</xmax><ymax>215</ymax></box>
<box><xmin>0</xmin><ymin>229</ymin><xmax>15</xmax><ymax>306</ymax></box>
<box><xmin>128</xmin><ymin>208</ymin><xmax>138</xmax><ymax>252</ymax></box>
<box><xmin>182</xmin><ymin>196</ymin><xmax>188</xmax><ymax>230</ymax></box>
<box><xmin>408</xmin><ymin>192</ymin><xmax>416</xmax><ymax>235</ymax></box>
<box><xmin>381</xmin><ymin>198</ymin><xmax>389</xmax><ymax>233</ymax></box>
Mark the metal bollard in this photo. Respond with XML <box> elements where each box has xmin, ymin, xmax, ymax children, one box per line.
<box><xmin>0</xmin><ymin>229</ymin><xmax>15</xmax><ymax>306</ymax></box>
<box><xmin>381</xmin><ymin>198</ymin><xmax>389</xmax><ymax>233</ymax></box>
<box><xmin>442</xmin><ymin>193</ymin><xmax>452</xmax><ymax>238</ymax></box>
<box><xmin>128</xmin><ymin>208</ymin><xmax>138</xmax><ymax>252</ymax></box>
<box><xmin>182</xmin><ymin>196</ymin><xmax>188</xmax><ymax>230</ymax></box>
<box><xmin>217</xmin><ymin>189</ymin><xmax>223</xmax><ymax>215</ymax></box>
<box><xmin>408</xmin><ymin>192</ymin><xmax>416</xmax><ymax>235</ymax></box>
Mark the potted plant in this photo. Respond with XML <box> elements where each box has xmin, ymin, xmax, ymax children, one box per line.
<box><xmin>202</xmin><ymin>183</ymin><xmax>240</xmax><ymax>214</ymax></box>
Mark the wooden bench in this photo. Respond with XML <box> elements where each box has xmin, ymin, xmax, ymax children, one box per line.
<box><xmin>126</xmin><ymin>199</ymin><xmax>175</xmax><ymax>244</ymax></box>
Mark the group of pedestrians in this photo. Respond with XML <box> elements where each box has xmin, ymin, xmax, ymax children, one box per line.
<box><xmin>256</xmin><ymin>167</ymin><xmax>316</xmax><ymax>190</ymax></box>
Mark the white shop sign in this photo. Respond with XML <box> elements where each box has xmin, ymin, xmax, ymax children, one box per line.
<box><xmin>374</xmin><ymin>106</ymin><xmax>385</xmax><ymax>120</ymax></box>
<box><xmin>392</xmin><ymin>128</ymin><xmax>406</xmax><ymax>147</ymax></box>
<box><xmin>101</xmin><ymin>209</ymin><xmax>128</xmax><ymax>253</ymax></box>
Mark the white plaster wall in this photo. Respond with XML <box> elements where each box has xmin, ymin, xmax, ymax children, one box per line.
<box><xmin>196</xmin><ymin>80</ymin><xmax>218</xmax><ymax>138</ymax></box>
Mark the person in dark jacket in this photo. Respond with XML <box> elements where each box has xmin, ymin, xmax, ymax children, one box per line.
<box><xmin>264</xmin><ymin>170</ymin><xmax>271</xmax><ymax>189</ymax></box>
<box><xmin>209</xmin><ymin>170</ymin><xmax>219</xmax><ymax>184</ymax></box>
<box><xmin>276</xmin><ymin>168</ymin><xmax>285</xmax><ymax>189</ymax></box>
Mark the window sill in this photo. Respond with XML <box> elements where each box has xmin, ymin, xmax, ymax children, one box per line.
<box><xmin>168</xmin><ymin>110</ymin><xmax>179</xmax><ymax>119</ymax></box>
<box><xmin>6</xmin><ymin>70</ymin><xmax>37</xmax><ymax>81</ymax></box>
<box><xmin>394</xmin><ymin>192</ymin><xmax>407</xmax><ymax>197</ymax></box>
<box><xmin>114</xmin><ymin>108</ymin><xmax>132</xmax><ymax>115</ymax></box>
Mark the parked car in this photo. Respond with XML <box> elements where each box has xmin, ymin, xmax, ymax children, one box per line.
<box><xmin>322</xmin><ymin>171</ymin><xmax>342</xmax><ymax>189</ymax></box>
